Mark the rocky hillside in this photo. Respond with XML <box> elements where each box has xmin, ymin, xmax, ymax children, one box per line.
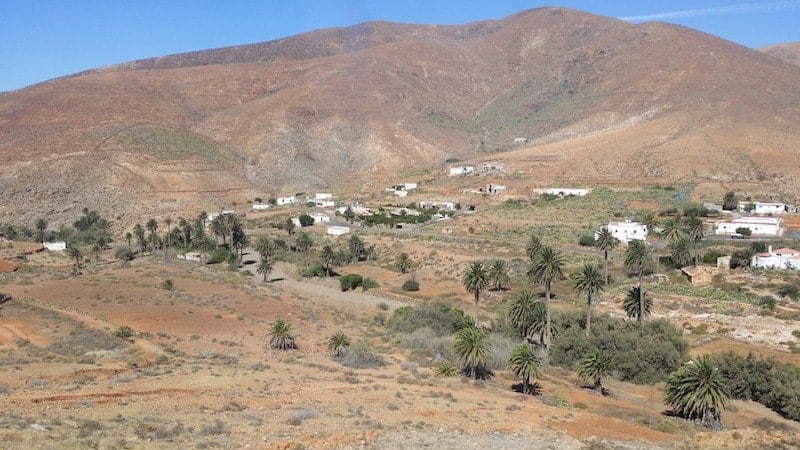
<box><xmin>2</xmin><ymin>7</ymin><xmax>800</xmax><ymax>227</ymax></box>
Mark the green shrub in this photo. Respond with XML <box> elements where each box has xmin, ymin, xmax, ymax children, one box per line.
<box><xmin>207</xmin><ymin>247</ymin><xmax>235</xmax><ymax>264</ymax></box>
<box><xmin>115</xmin><ymin>246</ymin><xmax>134</xmax><ymax>261</ymax></box>
<box><xmin>714</xmin><ymin>351</ymin><xmax>800</xmax><ymax>421</ymax></box>
<box><xmin>402</xmin><ymin>279</ymin><xmax>420</xmax><ymax>291</ymax></box>
<box><xmin>778</xmin><ymin>284</ymin><xmax>799</xmax><ymax>300</ymax></box>
<box><xmin>298</xmin><ymin>214</ymin><xmax>315</xmax><ymax>227</ymax></box>
<box><xmin>339</xmin><ymin>340</ymin><xmax>385</xmax><ymax>369</ymax></box>
<box><xmin>339</xmin><ymin>273</ymin><xmax>364</xmax><ymax>291</ymax></box>
<box><xmin>161</xmin><ymin>279</ymin><xmax>174</xmax><ymax>291</ymax></box>
<box><xmin>301</xmin><ymin>263</ymin><xmax>327</xmax><ymax>278</ymax></box>
<box><xmin>549</xmin><ymin>311</ymin><xmax>688</xmax><ymax>384</ymax></box>
<box><xmin>361</xmin><ymin>278</ymin><xmax>379</xmax><ymax>291</ymax></box>
<box><xmin>735</xmin><ymin>227</ymin><xmax>752</xmax><ymax>237</ymax></box>
<box><xmin>702</xmin><ymin>250</ymin><xmax>725</xmax><ymax>265</ymax></box>
<box><xmin>578</xmin><ymin>233</ymin><xmax>596</xmax><ymax>247</ymax></box>
<box><xmin>114</xmin><ymin>325</ymin><xmax>134</xmax><ymax>339</ymax></box>
<box><xmin>759</xmin><ymin>295</ymin><xmax>777</xmax><ymax>311</ymax></box>
<box><xmin>387</xmin><ymin>301</ymin><xmax>473</xmax><ymax>336</ymax></box>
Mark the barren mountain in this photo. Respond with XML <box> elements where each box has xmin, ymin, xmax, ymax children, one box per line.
<box><xmin>2</xmin><ymin>7</ymin><xmax>800</xmax><ymax>226</ymax></box>
<box><xmin>761</xmin><ymin>42</ymin><xmax>800</xmax><ymax>66</ymax></box>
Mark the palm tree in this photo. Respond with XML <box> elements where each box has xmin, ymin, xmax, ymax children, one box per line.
<box><xmin>508</xmin><ymin>290</ymin><xmax>546</xmax><ymax>345</ymax></box>
<box><xmin>145</xmin><ymin>218</ymin><xmax>159</xmax><ymax>252</ymax></box>
<box><xmin>295</xmin><ymin>231</ymin><xmax>313</xmax><ymax>253</ymax></box>
<box><xmin>660</xmin><ymin>216</ymin><xmax>688</xmax><ymax>244</ymax></box>
<box><xmin>348</xmin><ymin>234</ymin><xmax>366</xmax><ymax>261</ymax></box>
<box><xmin>525</xmin><ymin>233</ymin><xmax>542</xmax><ymax>261</ymax></box>
<box><xmin>284</xmin><ymin>218</ymin><xmax>296</xmax><ymax>236</ymax></box>
<box><xmin>528</xmin><ymin>246</ymin><xmax>565</xmax><ymax>349</ymax></box>
<box><xmin>34</xmin><ymin>218</ymin><xmax>47</xmax><ymax>243</ymax></box>
<box><xmin>508</xmin><ymin>343</ymin><xmax>542</xmax><ymax>395</ymax></box>
<box><xmin>67</xmin><ymin>246</ymin><xmax>82</xmax><ymax>269</ymax></box>
<box><xmin>231</xmin><ymin>217</ymin><xmax>248</xmax><ymax>257</ymax></box>
<box><xmin>595</xmin><ymin>226</ymin><xmax>617</xmax><ymax>285</ymax></box>
<box><xmin>664</xmin><ymin>354</ymin><xmax>730</xmax><ymax>428</ymax></box>
<box><xmin>257</xmin><ymin>257</ymin><xmax>274</xmax><ymax>282</ymax></box>
<box><xmin>488</xmin><ymin>259</ymin><xmax>511</xmax><ymax>291</ymax></box>
<box><xmin>395</xmin><ymin>252</ymin><xmax>412</xmax><ymax>274</ymax></box>
<box><xmin>623</xmin><ymin>286</ymin><xmax>652</xmax><ymax>322</ymax></box>
<box><xmin>454</xmin><ymin>326</ymin><xmax>490</xmax><ymax>379</ymax></box>
<box><xmin>670</xmin><ymin>238</ymin><xmax>693</xmax><ymax>268</ymax></box>
<box><xmin>164</xmin><ymin>217</ymin><xmax>173</xmax><ymax>244</ymax></box>
<box><xmin>328</xmin><ymin>331</ymin><xmax>350</xmax><ymax>358</ymax></box>
<box><xmin>685</xmin><ymin>215</ymin><xmax>705</xmax><ymax>266</ymax></box>
<box><xmin>124</xmin><ymin>232</ymin><xmax>132</xmax><ymax>248</ymax></box>
<box><xmin>269</xmin><ymin>318</ymin><xmax>296</xmax><ymax>350</ymax></box>
<box><xmin>133</xmin><ymin>224</ymin><xmax>146</xmax><ymax>252</ymax></box>
<box><xmin>210</xmin><ymin>214</ymin><xmax>231</xmax><ymax>247</ymax></box>
<box><xmin>462</xmin><ymin>261</ymin><xmax>489</xmax><ymax>319</ymax></box>
<box><xmin>320</xmin><ymin>244</ymin><xmax>336</xmax><ymax>276</ymax></box>
<box><xmin>572</xmin><ymin>263</ymin><xmax>604</xmax><ymax>336</ymax></box>
<box><xmin>624</xmin><ymin>240</ymin><xmax>651</xmax><ymax>330</ymax></box>
<box><xmin>578</xmin><ymin>348</ymin><xmax>614</xmax><ymax>394</ymax></box>
<box><xmin>722</xmin><ymin>191</ymin><xmax>738</xmax><ymax>211</ymax></box>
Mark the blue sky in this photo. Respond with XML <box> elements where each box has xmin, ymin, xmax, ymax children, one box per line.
<box><xmin>1</xmin><ymin>1</ymin><xmax>799</xmax><ymax>92</ymax></box>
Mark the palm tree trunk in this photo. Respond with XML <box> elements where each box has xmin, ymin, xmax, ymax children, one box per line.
<box><xmin>523</xmin><ymin>376</ymin><xmax>529</xmax><ymax>395</ymax></box>
<box><xmin>544</xmin><ymin>280</ymin><xmax>552</xmax><ymax>349</ymax></box>
<box><xmin>638</xmin><ymin>269</ymin><xmax>644</xmax><ymax>331</ymax></box>
<box><xmin>585</xmin><ymin>294</ymin><xmax>592</xmax><ymax>337</ymax></box>
<box><xmin>604</xmin><ymin>250</ymin><xmax>609</xmax><ymax>285</ymax></box>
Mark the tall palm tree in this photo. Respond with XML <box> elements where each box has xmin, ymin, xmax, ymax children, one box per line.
<box><xmin>462</xmin><ymin>261</ymin><xmax>489</xmax><ymax>319</ymax></box>
<box><xmin>624</xmin><ymin>240</ymin><xmax>651</xmax><ymax>330</ymax></box>
<box><xmin>525</xmin><ymin>233</ymin><xmax>542</xmax><ymax>261</ymax></box>
<box><xmin>133</xmin><ymin>224</ymin><xmax>146</xmax><ymax>252</ymax></box>
<box><xmin>595</xmin><ymin>226</ymin><xmax>617</xmax><ymax>285</ymax></box>
<box><xmin>145</xmin><ymin>218</ymin><xmax>159</xmax><ymax>252</ymax></box>
<box><xmin>454</xmin><ymin>326</ymin><xmax>490</xmax><ymax>379</ymax></box>
<box><xmin>34</xmin><ymin>218</ymin><xmax>47</xmax><ymax>243</ymax></box>
<box><xmin>685</xmin><ymin>216</ymin><xmax>705</xmax><ymax>266</ymax></box>
<box><xmin>508</xmin><ymin>343</ymin><xmax>542</xmax><ymax>395</ymax></box>
<box><xmin>664</xmin><ymin>354</ymin><xmax>730</xmax><ymax>428</ymax></box>
<box><xmin>348</xmin><ymin>234</ymin><xmax>366</xmax><ymax>261</ymax></box>
<box><xmin>578</xmin><ymin>348</ymin><xmax>614</xmax><ymax>394</ymax></box>
<box><xmin>164</xmin><ymin>217</ymin><xmax>173</xmax><ymax>245</ymax></box>
<box><xmin>509</xmin><ymin>290</ymin><xmax>538</xmax><ymax>341</ymax></box>
<box><xmin>67</xmin><ymin>246</ymin><xmax>82</xmax><ymax>269</ymax></box>
<box><xmin>255</xmin><ymin>235</ymin><xmax>275</xmax><ymax>259</ymax></box>
<box><xmin>295</xmin><ymin>231</ymin><xmax>313</xmax><ymax>253</ymax></box>
<box><xmin>623</xmin><ymin>286</ymin><xmax>652</xmax><ymax>322</ymax></box>
<box><xmin>488</xmin><ymin>259</ymin><xmax>511</xmax><ymax>291</ymax></box>
<box><xmin>670</xmin><ymin>238</ymin><xmax>693</xmax><ymax>268</ymax></box>
<box><xmin>328</xmin><ymin>331</ymin><xmax>350</xmax><ymax>358</ymax></box>
<box><xmin>660</xmin><ymin>216</ymin><xmax>688</xmax><ymax>244</ymax></box>
<box><xmin>257</xmin><ymin>257</ymin><xmax>274</xmax><ymax>282</ymax></box>
<box><xmin>572</xmin><ymin>263</ymin><xmax>605</xmax><ymax>336</ymax></box>
<box><xmin>722</xmin><ymin>191</ymin><xmax>738</xmax><ymax>211</ymax></box>
<box><xmin>395</xmin><ymin>252</ymin><xmax>412</xmax><ymax>274</ymax></box>
<box><xmin>320</xmin><ymin>244</ymin><xmax>336</xmax><ymax>276</ymax></box>
<box><xmin>269</xmin><ymin>318</ymin><xmax>297</xmax><ymax>350</ymax></box>
<box><xmin>124</xmin><ymin>232</ymin><xmax>132</xmax><ymax>248</ymax></box>
<box><xmin>210</xmin><ymin>214</ymin><xmax>231</xmax><ymax>247</ymax></box>
<box><xmin>230</xmin><ymin>216</ymin><xmax>248</xmax><ymax>257</ymax></box>
<box><xmin>528</xmin><ymin>246</ymin><xmax>565</xmax><ymax>349</ymax></box>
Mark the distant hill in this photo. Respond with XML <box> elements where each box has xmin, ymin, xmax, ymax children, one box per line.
<box><xmin>760</xmin><ymin>42</ymin><xmax>800</xmax><ymax>66</ymax></box>
<box><xmin>2</xmin><ymin>7</ymin><xmax>800</xmax><ymax>227</ymax></box>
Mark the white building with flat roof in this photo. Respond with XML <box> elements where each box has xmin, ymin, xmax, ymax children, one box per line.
<box><xmin>326</xmin><ymin>226</ymin><xmax>350</xmax><ymax>236</ymax></box>
<box><xmin>752</xmin><ymin>246</ymin><xmax>800</xmax><ymax>270</ymax></box>
<box><xmin>276</xmin><ymin>196</ymin><xmax>297</xmax><ymax>206</ymax></box>
<box><xmin>252</xmin><ymin>203</ymin><xmax>270</xmax><ymax>211</ymax></box>
<box><xmin>715</xmin><ymin>216</ymin><xmax>784</xmax><ymax>237</ymax></box>
<box><xmin>601</xmin><ymin>220</ymin><xmax>647</xmax><ymax>244</ymax></box>
<box><xmin>310</xmin><ymin>213</ymin><xmax>331</xmax><ymax>224</ymax></box>
<box><xmin>448</xmin><ymin>166</ymin><xmax>474</xmax><ymax>176</ymax></box>
<box><xmin>43</xmin><ymin>241</ymin><xmax>66</xmax><ymax>251</ymax></box>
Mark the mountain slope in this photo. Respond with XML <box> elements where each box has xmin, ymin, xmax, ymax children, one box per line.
<box><xmin>2</xmin><ymin>7</ymin><xmax>800</xmax><ymax>226</ymax></box>
<box><xmin>760</xmin><ymin>42</ymin><xmax>800</xmax><ymax>66</ymax></box>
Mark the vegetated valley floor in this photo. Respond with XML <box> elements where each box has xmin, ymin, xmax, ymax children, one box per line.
<box><xmin>1</xmin><ymin>196</ymin><xmax>800</xmax><ymax>449</ymax></box>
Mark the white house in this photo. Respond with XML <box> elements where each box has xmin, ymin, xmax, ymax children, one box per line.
<box><xmin>536</xmin><ymin>188</ymin><xmax>592</xmax><ymax>197</ymax></box>
<box><xmin>276</xmin><ymin>196</ymin><xmax>297</xmax><ymax>206</ymax></box>
<box><xmin>315</xmin><ymin>193</ymin><xmax>333</xmax><ymax>200</ymax></box>
<box><xmin>448</xmin><ymin>166</ymin><xmax>474</xmax><ymax>176</ymax></box>
<box><xmin>402</xmin><ymin>182</ymin><xmax>418</xmax><ymax>190</ymax></box>
<box><xmin>315</xmin><ymin>199</ymin><xmax>335</xmax><ymax>208</ymax></box>
<box><xmin>43</xmin><ymin>241</ymin><xmax>66</xmax><ymax>251</ymax></box>
<box><xmin>601</xmin><ymin>220</ymin><xmax>648</xmax><ymax>244</ymax></box>
<box><xmin>752</xmin><ymin>246</ymin><xmax>800</xmax><ymax>270</ymax></box>
<box><xmin>393</xmin><ymin>190</ymin><xmax>408</xmax><ymax>197</ymax></box>
<box><xmin>513</xmin><ymin>137</ymin><xmax>528</xmax><ymax>144</ymax></box>
<box><xmin>252</xmin><ymin>203</ymin><xmax>270</xmax><ymax>211</ymax></box>
<box><xmin>486</xmin><ymin>183</ymin><xmax>506</xmax><ymax>195</ymax></box>
<box><xmin>419</xmin><ymin>200</ymin><xmax>457</xmax><ymax>211</ymax></box>
<box><xmin>178</xmin><ymin>252</ymin><xmax>205</xmax><ymax>262</ymax></box>
<box><xmin>715</xmin><ymin>216</ymin><xmax>784</xmax><ymax>237</ymax></box>
<box><xmin>310</xmin><ymin>213</ymin><xmax>331</xmax><ymax>224</ymax></box>
<box><xmin>326</xmin><ymin>225</ymin><xmax>350</xmax><ymax>236</ymax></box>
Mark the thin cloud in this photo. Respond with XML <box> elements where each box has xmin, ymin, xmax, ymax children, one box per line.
<box><xmin>619</xmin><ymin>0</ymin><xmax>800</xmax><ymax>21</ymax></box>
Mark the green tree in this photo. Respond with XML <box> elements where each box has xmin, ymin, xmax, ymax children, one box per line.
<box><xmin>528</xmin><ymin>246</ymin><xmax>565</xmax><ymax>349</ymax></box>
<box><xmin>722</xmin><ymin>191</ymin><xmax>738</xmax><ymax>211</ymax></box>
<box><xmin>508</xmin><ymin>290</ymin><xmax>547</xmax><ymax>345</ymax></box>
<box><xmin>685</xmin><ymin>215</ymin><xmax>705</xmax><ymax>266</ymax></box>
<box><xmin>294</xmin><ymin>231</ymin><xmax>313</xmax><ymax>253</ymax></box>
<box><xmin>525</xmin><ymin>233</ymin><xmax>542</xmax><ymax>261</ymax></box>
<box><xmin>124</xmin><ymin>232</ymin><xmax>132</xmax><ymax>248</ymax></box>
<box><xmin>298</xmin><ymin>213</ymin><xmax>314</xmax><ymax>227</ymax></box>
<box><xmin>254</xmin><ymin>235</ymin><xmax>275</xmax><ymax>260</ymax></box>
<box><xmin>257</xmin><ymin>257</ymin><xmax>274</xmax><ymax>282</ymax></box>
<box><xmin>320</xmin><ymin>244</ymin><xmax>336</xmax><ymax>276</ymax></box>
<box><xmin>594</xmin><ymin>226</ymin><xmax>617</xmax><ymax>285</ymax></box>
<box><xmin>145</xmin><ymin>218</ymin><xmax>159</xmax><ymax>252</ymax></box>
<box><xmin>578</xmin><ymin>348</ymin><xmax>614</xmax><ymax>394</ymax></box>
<box><xmin>395</xmin><ymin>252</ymin><xmax>412</xmax><ymax>274</ymax></box>
<box><xmin>462</xmin><ymin>261</ymin><xmax>489</xmax><ymax>319</ymax></box>
<box><xmin>623</xmin><ymin>286</ymin><xmax>652</xmax><ymax>322</ymax></box>
<box><xmin>488</xmin><ymin>259</ymin><xmax>510</xmax><ymax>291</ymax></box>
<box><xmin>230</xmin><ymin>216</ymin><xmax>248</xmax><ymax>257</ymax></box>
<box><xmin>269</xmin><ymin>318</ymin><xmax>297</xmax><ymax>350</ymax></box>
<box><xmin>670</xmin><ymin>238</ymin><xmax>693</xmax><ymax>268</ymax></box>
<box><xmin>572</xmin><ymin>263</ymin><xmax>604</xmax><ymax>336</ymax></box>
<box><xmin>67</xmin><ymin>246</ymin><xmax>82</xmax><ymax>269</ymax></box>
<box><xmin>133</xmin><ymin>224</ymin><xmax>146</xmax><ymax>252</ymax></box>
<box><xmin>210</xmin><ymin>214</ymin><xmax>231</xmax><ymax>246</ymax></box>
<box><xmin>624</xmin><ymin>240</ymin><xmax>651</xmax><ymax>330</ymax></box>
<box><xmin>34</xmin><ymin>218</ymin><xmax>47</xmax><ymax>243</ymax></box>
<box><xmin>660</xmin><ymin>216</ymin><xmax>688</xmax><ymax>244</ymax></box>
<box><xmin>508</xmin><ymin>343</ymin><xmax>542</xmax><ymax>395</ymax></box>
<box><xmin>328</xmin><ymin>331</ymin><xmax>350</xmax><ymax>358</ymax></box>
<box><xmin>348</xmin><ymin>234</ymin><xmax>366</xmax><ymax>261</ymax></box>
<box><xmin>284</xmin><ymin>218</ymin><xmax>296</xmax><ymax>236</ymax></box>
<box><xmin>454</xmin><ymin>326</ymin><xmax>490</xmax><ymax>379</ymax></box>
<box><xmin>664</xmin><ymin>354</ymin><xmax>730</xmax><ymax>428</ymax></box>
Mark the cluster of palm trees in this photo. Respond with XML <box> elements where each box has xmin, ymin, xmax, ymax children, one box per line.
<box><xmin>129</xmin><ymin>212</ymin><xmax>248</xmax><ymax>257</ymax></box>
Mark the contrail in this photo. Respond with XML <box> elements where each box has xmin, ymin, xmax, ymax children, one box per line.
<box><xmin>619</xmin><ymin>0</ymin><xmax>800</xmax><ymax>21</ymax></box>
